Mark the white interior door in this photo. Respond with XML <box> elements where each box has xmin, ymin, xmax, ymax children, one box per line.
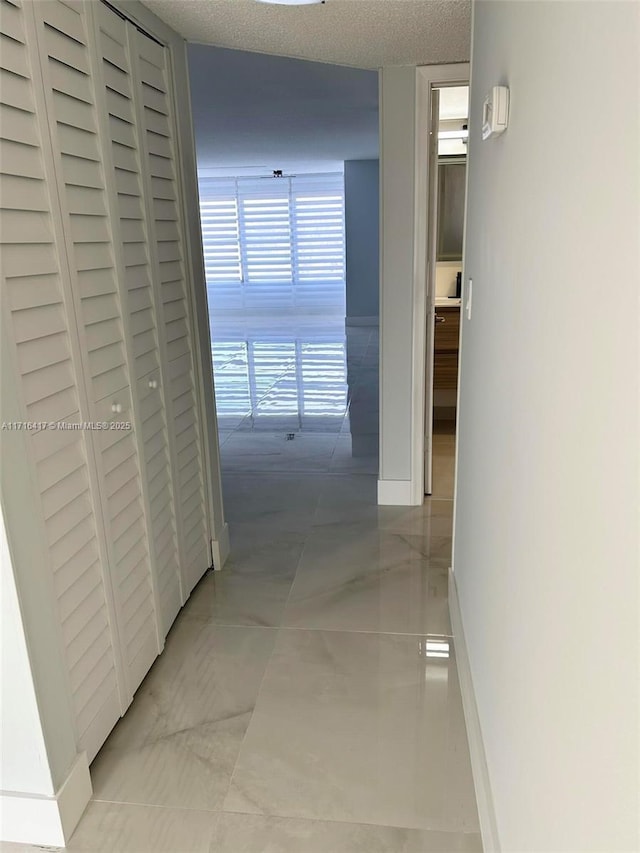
<box><xmin>424</xmin><ymin>87</ymin><xmax>440</xmax><ymax>495</ymax></box>
<box><xmin>132</xmin><ymin>28</ymin><xmax>212</xmax><ymax>596</ymax></box>
<box><xmin>0</xmin><ymin>0</ymin><xmax>126</xmax><ymax>762</ymax></box>
<box><xmin>91</xmin><ymin>1</ymin><xmax>183</xmax><ymax>639</ymax></box>
<box><xmin>31</xmin><ymin>0</ymin><xmax>161</xmax><ymax>699</ymax></box>
<box><xmin>1</xmin><ymin>0</ymin><xmax>219</xmax><ymax>765</ymax></box>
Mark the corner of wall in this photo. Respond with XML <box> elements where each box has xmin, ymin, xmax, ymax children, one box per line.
<box><xmin>0</xmin><ymin>752</ymin><xmax>92</xmax><ymax>846</ymax></box>
<box><xmin>377</xmin><ymin>478</ymin><xmax>420</xmax><ymax>506</ymax></box>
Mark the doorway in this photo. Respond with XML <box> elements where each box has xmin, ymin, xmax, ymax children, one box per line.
<box><xmin>186</xmin><ymin>44</ymin><xmax>379</xmax><ymax>478</ymax></box>
<box><xmin>412</xmin><ymin>65</ymin><xmax>470</xmax><ymax>501</ymax></box>
<box><xmin>426</xmin><ymin>85</ymin><xmax>469</xmax><ymax>498</ymax></box>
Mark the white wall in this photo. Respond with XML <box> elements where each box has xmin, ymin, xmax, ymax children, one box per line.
<box><xmin>345</xmin><ymin>159</ymin><xmax>379</xmax><ymax>322</ymax></box>
<box><xmin>187</xmin><ymin>45</ymin><xmax>378</xmax><ymax>174</ymax></box>
<box><xmin>379</xmin><ymin>67</ymin><xmax>416</xmax><ymax>493</ymax></box>
<box><xmin>0</xmin><ymin>323</ymin><xmax>80</xmax><ymax>796</ymax></box>
<box><xmin>0</xmin><ymin>511</ymin><xmax>54</xmax><ymax>798</ymax></box>
<box><xmin>436</xmin><ymin>261</ymin><xmax>461</xmax><ymax>298</ymax></box>
<box><xmin>1</xmin><ymin>329</ymin><xmax>91</xmax><ymax>844</ymax></box>
<box><xmin>454</xmin><ymin>2</ymin><xmax>640</xmax><ymax>850</ymax></box>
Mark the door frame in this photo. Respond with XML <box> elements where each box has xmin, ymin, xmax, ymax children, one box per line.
<box><xmin>410</xmin><ymin>64</ymin><xmax>469</xmax><ymax>503</ymax></box>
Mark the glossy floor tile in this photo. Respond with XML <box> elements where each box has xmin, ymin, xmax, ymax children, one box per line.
<box><xmin>282</xmin><ymin>523</ymin><xmax>451</xmax><ymax>634</ymax></box>
<box><xmin>221</xmin><ymin>473</ymin><xmax>323</xmax><ymax>531</ymax></box>
<box><xmin>221</xmin><ymin>432</ymin><xmax>340</xmax><ymax>473</ymax></box>
<box><xmin>224</xmin><ymin>630</ymin><xmax>478</xmax><ymax>832</ymax></box>
<box><xmin>34</xmin><ymin>319</ymin><xmax>477</xmax><ymax>852</ymax></box>
<box><xmin>186</xmin><ymin>535</ymin><xmax>302</xmax><ymax>628</ymax></box>
<box><xmin>90</xmin><ymin>623</ymin><xmax>277</xmax><ymax>811</ymax></box>
<box><xmin>431</xmin><ymin>424</ymin><xmax>456</xmax><ymax>500</ymax></box>
<box><xmin>210</xmin><ymin>813</ymin><xmax>482</xmax><ymax>852</ymax></box>
<box><xmin>1</xmin><ymin>803</ymin><xmax>219</xmax><ymax>852</ymax></box>
<box><xmin>330</xmin><ymin>434</ymin><xmax>379</xmax><ymax>473</ymax></box>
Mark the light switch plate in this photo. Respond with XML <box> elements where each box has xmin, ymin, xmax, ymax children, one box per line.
<box><xmin>482</xmin><ymin>86</ymin><xmax>509</xmax><ymax>140</ymax></box>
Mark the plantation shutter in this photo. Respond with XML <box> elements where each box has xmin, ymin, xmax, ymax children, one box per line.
<box><xmin>92</xmin><ymin>2</ymin><xmax>183</xmax><ymax>636</ymax></box>
<box><xmin>199</xmin><ymin>173</ymin><xmax>345</xmax><ymax>316</ymax></box>
<box><xmin>199</xmin><ymin>182</ymin><xmax>242</xmax><ymax>310</ymax></box>
<box><xmin>0</xmin><ymin>0</ymin><xmax>124</xmax><ymax>761</ymax></box>
<box><xmin>133</xmin><ymin>27</ymin><xmax>210</xmax><ymax>595</ymax></box>
<box><xmin>290</xmin><ymin>174</ymin><xmax>345</xmax><ymax>311</ymax></box>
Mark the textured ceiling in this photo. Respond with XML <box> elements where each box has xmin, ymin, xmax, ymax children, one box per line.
<box><xmin>139</xmin><ymin>0</ymin><xmax>471</xmax><ymax>69</ymax></box>
<box><xmin>188</xmin><ymin>45</ymin><xmax>379</xmax><ymax>173</ymax></box>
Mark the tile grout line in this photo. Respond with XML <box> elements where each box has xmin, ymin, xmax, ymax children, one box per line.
<box><xmin>87</xmin><ymin>796</ymin><xmax>480</xmax><ymax>840</ymax></box>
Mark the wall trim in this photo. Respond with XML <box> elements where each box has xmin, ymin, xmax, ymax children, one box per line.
<box><xmin>0</xmin><ymin>753</ymin><xmax>91</xmax><ymax>846</ymax></box>
<box><xmin>448</xmin><ymin>568</ymin><xmax>501</xmax><ymax>852</ymax></box>
<box><xmin>377</xmin><ymin>478</ymin><xmax>419</xmax><ymax>506</ymax></box>
<box><xmin>211</xmin><ymin>522</ymin><xmax>230</xmax><ymax>571</ymax></box>
<box><xmin>345</xmin><ymin>315</ymin><xmax>379</xmax><ymax>327</ymax></box>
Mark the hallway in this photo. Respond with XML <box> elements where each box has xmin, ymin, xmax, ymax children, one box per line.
<box><xmin>7</xmin><ymin>325</ymin><xmax>480</xmax><ymax>852</ymax></box>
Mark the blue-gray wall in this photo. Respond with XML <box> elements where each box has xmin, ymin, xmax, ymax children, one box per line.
<box><xmin>344</xmin><ymin>159</ymin><xmax>379</xmax><ymax>321</ymax></box>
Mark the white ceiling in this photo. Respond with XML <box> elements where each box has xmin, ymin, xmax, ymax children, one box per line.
<box><xmin>188</xmin><ymin>45</ymin><xmax>379</xmax><ymax>174</ymax></box>
<box><xmin>140</xmin><ymin>0</ymin><xmax>471</xmax><ymax>70</ymax></box>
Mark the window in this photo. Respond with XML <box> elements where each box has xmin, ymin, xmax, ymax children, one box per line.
<box><xmin>198</xmin><ymin>174</ymin><xmax>345</xmax><ymax>315</ymax></box>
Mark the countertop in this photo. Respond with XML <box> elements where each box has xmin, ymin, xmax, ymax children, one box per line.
<box><xmin>435</xmin><ymin>297</ymin><xmax>461</xmax><ymax>307</ymax></box>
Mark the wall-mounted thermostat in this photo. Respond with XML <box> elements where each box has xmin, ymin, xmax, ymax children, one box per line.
<box><xmin>482</xmin><ymin>86</ymin><xmax>509</xmax><ymax>140</ymax></box>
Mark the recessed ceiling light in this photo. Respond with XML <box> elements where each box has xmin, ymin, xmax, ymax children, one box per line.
<box><xmin>256</xmin><ymin>0</ymin><xmax>324</xmax><ymax>5</ymax></box>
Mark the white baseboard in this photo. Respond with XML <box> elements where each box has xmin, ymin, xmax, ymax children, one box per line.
<box><xmin>377</xmin><ymin>478</ymin><xmax>419</xmax><ymax>505</ymax></box>
<box><xmin>1</xmin><ymin>752</ymin><xmax>92</xmax><ymax>846</ymax></box>
<box><xmin>212</xmin><ymin>522</ymin><xmax>230</xmax><ymax>570</ymax></box>
<box><xmin>448</xmin><ymin>568</ymin><xmax>501</xmax><ymax>852</ymax></box>
<box><xmin>345</xmin><ymin>316</ymin><xmax>379</xmax><ymax>327</ymax></box>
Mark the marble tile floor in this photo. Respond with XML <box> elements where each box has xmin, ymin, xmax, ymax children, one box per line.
<box><xmin>5</xmin><ymin>325</ymin><xmax>480</xmax><ymax>852</ymax></box>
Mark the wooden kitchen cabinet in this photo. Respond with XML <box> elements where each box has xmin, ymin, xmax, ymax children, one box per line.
<box><xmin>433</xmin><ymin>306</ymin><xmax>460</xmax><ymax>389</ymax></box>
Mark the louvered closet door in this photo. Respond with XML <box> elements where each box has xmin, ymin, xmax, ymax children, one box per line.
<box><xmin>91</xmin><ymin>2</ymin><xmax>183</xmax><ymax>636</ymax></box>
<box><xmin>0</xmin><ymin>0</ymin><xmax>123</xmax><ymax>761</ymax></box>
<box><xmin>132</xmin><ymin>29</ymin><xmax>210</xmax><ymax>595</ymax></box>
<box><xmin>31</xmin><ymin>0</ymin><xmax>160</xmax><ymax>696</ymax></box>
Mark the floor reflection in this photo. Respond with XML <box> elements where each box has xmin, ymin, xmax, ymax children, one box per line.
<box><xmin>212</xmin><ymin>318</ymin><xmax>379</xmax><ymax>473</ymax></box>
<box><xmin>212</xmin><ymin>337</ymin><xmax>348</xmax><ymax>431</ymax></box>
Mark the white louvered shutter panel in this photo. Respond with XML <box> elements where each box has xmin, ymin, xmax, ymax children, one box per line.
<box><xmin>291</xmin><ymin>174</ymin><xmax>345</xmax><ymax>313</ymax></box>
<box><xmin>0</xmin><ymin>0</ymin><xmax>123</xmax><ymax>761</ymax></box>
<box><xmin>132</xmin><ymin>29</ymin><xmax>210</xmax><ymax>595</ymax></box>
<box><xmin>92</xmin><ymin>2</ymin><xmax>183</xmax><ymax>637</ymax></box>
<box><xmin>199</xmin><ymin>181</ymin><xmax>242</xmax><ymax>311</ymax></box>
<box><xmin>237</xmin><ymin>179</ymin><xmax>294</xmax><ymax>311</ymax></box>
<box><xmin>199</xmin><ymin>174</ymin><xmax>345</xmax><ymax>317</ymax></box>
<box><xmin>31</xmin><ymin>0</ymin><xmax>160</xmax><ymax>696</ymax></box>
